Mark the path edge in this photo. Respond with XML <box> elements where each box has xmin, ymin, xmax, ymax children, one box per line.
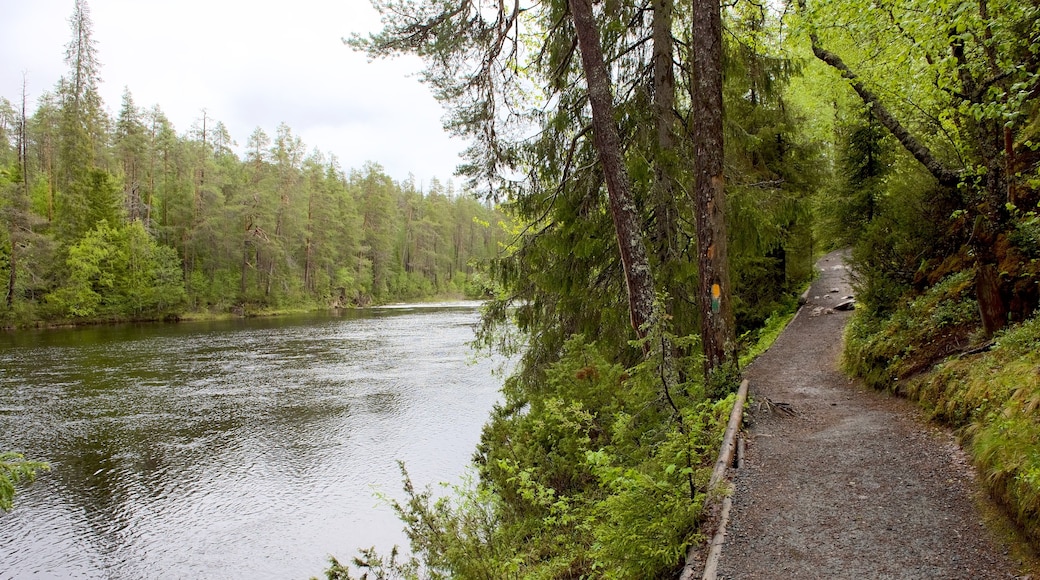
<box><xmin>678</xmin><ymin>378</ymin><xmax>750</xmax><ymax>580</ymax></box>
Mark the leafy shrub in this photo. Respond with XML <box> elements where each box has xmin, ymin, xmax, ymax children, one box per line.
<box><xmin>0</xmin><ymin>452</ymin><xmax>49</xmax><ymax>512</ymax></box>
<box><xmin>324</xmin><ymin>332</ymin><xmax>734</xmax><ymax>579</ymax></box>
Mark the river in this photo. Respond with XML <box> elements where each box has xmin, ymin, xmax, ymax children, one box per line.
<box><xmin>0</xmin><ymin>303</ymin><xmax>506</xmax><ymax>579</ymax></box>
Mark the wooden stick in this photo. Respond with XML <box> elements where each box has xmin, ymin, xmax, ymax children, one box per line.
<box><xmin>678</xmin><ymin>378</ymin><xmax>749</xmax><ymax>580</ymax></box>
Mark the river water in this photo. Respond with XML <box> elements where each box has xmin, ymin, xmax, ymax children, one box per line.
<box><xmin>0</xmin><ymin>303</ymin><xmax>505</xmax><ymax>579</ymax></box>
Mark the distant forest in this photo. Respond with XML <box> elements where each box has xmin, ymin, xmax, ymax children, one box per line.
<box><xmin>0</xmin><ymin>4</ymin><xmax>504</xmax><ymax>326</ymax></box>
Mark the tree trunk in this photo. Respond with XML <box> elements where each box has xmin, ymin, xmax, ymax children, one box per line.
<box><xmin>976</xmin><ymin>261</ymin><xmax>1006</xmax><ymax>336</ymax></box>
<box><xmin>651</xmin><ymin>0</ymin><xmax>679</xmax><ymax>270</ymax></box>
<box><xmin>568</xmin><ymin>0</ymin><xmax>657</xmax><ymax>340</ymax></box>
<box><xmin>692</xmin><ymin>0</ymin><xmax>734</xmax><ymax>377</ymax></box>
<box><xmin>8</xmin><ymin>78</ymin><xmax>28</xmax><ymax>308</ymax></box>
<box><xmin>6</xmin><ymin>242</ymin><xmax>16</xmax><ymax>309</ymax></box>
<box><xmin>304</xmin><ymin>238</ymin><xmax>313</xmax><ymax>292</ymax></box>
<box><xmin>241</xmin><ymin>235</ymin><xmax>250</xmax><ymax>297</ymax></box>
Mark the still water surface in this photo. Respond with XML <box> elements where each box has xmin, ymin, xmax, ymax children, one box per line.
<box><xmin>0</xmin><ymin>303</ymin><xmax>504</xmax><ymax>579</ymax></box>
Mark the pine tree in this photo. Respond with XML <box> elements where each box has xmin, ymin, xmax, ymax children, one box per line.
<box><xmin>55</xmin><ymin>0</ymin><xmax>114</xmax><ymax>243</ymax></box>
<box><xmin>115</xmin><ymin>88</ymin><xmax>147</xmax><ymax>222</ymax></box>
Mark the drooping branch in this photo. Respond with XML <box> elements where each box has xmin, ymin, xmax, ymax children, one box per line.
<box><xmin>806</xmin><ymin>30</ymin><xmax>962</xmax><ymax>187</ymax></box>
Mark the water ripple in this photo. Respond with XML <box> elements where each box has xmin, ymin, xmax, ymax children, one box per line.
<box><xmin>0</xmin><ymin>304</ymin><xmax>508</xmax><ymax>579</ymax></box>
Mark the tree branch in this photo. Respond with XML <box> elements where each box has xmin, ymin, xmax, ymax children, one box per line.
<box><xmin>808</xmin><ymin>32</ymin><xmax>961</xmax><ymax>187</ymax></box>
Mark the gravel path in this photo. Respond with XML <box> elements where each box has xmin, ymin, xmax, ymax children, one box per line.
<box><xmin>715</xmin><ymin>249</ymin><xmax>1026</xmax><ymax>579</ymax></box>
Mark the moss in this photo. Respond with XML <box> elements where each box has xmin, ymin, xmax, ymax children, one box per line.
<box><xmin>843</xmin><ymin>270</ymin><xmax>981</xmax><ymax>391</ymax></box>
<box><xmin>847</xmin><ymin>287</ymin><xmax>1040</xmax><ymax>546</ymax></box>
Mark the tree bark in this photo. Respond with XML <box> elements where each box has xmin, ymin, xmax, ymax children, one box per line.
<box><xmin>692</xmin><ymin>0</ymin><xmax>734</xmax><ymax>376</ymax></box>
<box><xmin>976</xmin><ymin>261</ymin><xmax>1006</xmax><ymax>336</ymax></box>
<box><xmin>568</xmin><ymin>0</ymin><xmax>657</xmax><ymax>339</ymax></box>
<box><xmin>651</xmin><ymin>0</ymin><xmax>679</xmax><ymax>269</ymax></box>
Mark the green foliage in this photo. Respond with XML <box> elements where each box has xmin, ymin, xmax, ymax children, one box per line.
<box><xmin>724</xmin><ymin>12</ymin><xmax>821</xmax><ymax>331</ymax></box>
<box><xmin>814</xmin><ymin>106</ymin><xmax>968</xmax><ymax>317</ymax></box>
<box><xmin>46</xmin><ymin>220</ymin><xmax>186</xmax><ymax>319</ymax></box>
<box><xmin>328</xmin><ymin>333</ymin><xmax>732</xmax><ymax>579</ymax></box>
<box><xmin>323</xmin><ymin>545</ymin><xmax>420</xmax><ymax>580</ymax></box>
<box><xmin>973</xmin><ymin>409</ymin><xmax>1040</xmax><ymax>541</ymax></box>
<box><xmin>851</xmin><ymin>168</ymin><xmax>963</xmax><ymax>316</ymax></box>
<box><xmin>800</xmin><ymin>0</ymin><xmax>1040</xmax><ymax>327</ymax></box>
<box><xmin>0</xmin><ymin>452</ymin><xmax>50</xmax><ymax>512</ymax></box>
<box><xmin>843</xmin><ymin>270</ymin><xmax>981</xmax><ymax>390</ymax></box>
<box><xmin>816</xmin><ymin>112</ymin><xmax>892</xmax><ymax>249</ymax></box>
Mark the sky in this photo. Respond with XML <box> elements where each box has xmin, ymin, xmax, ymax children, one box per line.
<box><xmin>0</xmin><ymin>0</ymin><xmax>467</xmax><ymax>187</ymax></box>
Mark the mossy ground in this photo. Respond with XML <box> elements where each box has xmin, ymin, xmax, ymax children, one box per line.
<box><xmin>845</xmin><ymin>271</ymin><xmax>1040</xmax><ymax>548</ymax></box>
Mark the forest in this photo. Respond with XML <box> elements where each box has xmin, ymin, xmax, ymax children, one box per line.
<box><xmin>0</xmin><ymin>2</ymin><xmax>505</xmax><ymax>327</ymax></box>
<box><xmin>2</xmin><ymin>0</ymin><xmax>1039</xmax><ymax>577</ymax></box>
<box><xmin>329</xmin><ymin>0</ymin><xmax>1039</xmax><ymax>577</ymax></box>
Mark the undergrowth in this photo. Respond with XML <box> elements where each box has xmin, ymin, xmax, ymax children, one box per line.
<box><xmin>843</xmin><ymin>270</ymin><xmax>982</xmax><ymax>389</ymax></box>
<box><xmin>319</xmin><ymin>290</ymin><xmax>804</xmax><ymax>580</ymax></box>
<box><xmin>844</xmin><ymin>271</ymin><xmax>1040</xmax><ymax>544</ymax></box>
<box><xmin>739</xmin><ymin>302</ymin><xmax>799</xmax><ymax>367</ymax></box>
<box><xmin>322</xmin><ymin>326</ymin><xmax>740</xmax><ymax>579</ymax></box>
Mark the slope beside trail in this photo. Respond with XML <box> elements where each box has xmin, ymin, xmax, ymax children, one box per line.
<box><xmin>715</xmin><ymin>249</ymin><xmax>1028</xmax><ymax>579</ymax></box>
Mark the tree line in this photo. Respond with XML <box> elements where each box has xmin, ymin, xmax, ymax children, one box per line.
<box><xmin>0</xmin><ymin>0</ymin><xmax>505</xmax><ymax>326</ymax></box>
<box><xmin>3</xmin><ymin>0</ymin><xmax>1038</xmax><ymax>573</ymax></box>
<box><xmin>331</xmin><ymin>0</ymin><xmax>1039</xmax><ymax>576</ymax></box>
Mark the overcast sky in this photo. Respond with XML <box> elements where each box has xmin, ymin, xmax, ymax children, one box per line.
<box><xmin>0</xmin><ymin>0</ymin><xmax>466</xmax><ymax>187</ymax></box>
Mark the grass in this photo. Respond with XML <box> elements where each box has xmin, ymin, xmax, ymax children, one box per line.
<box><xmin>844</xmin><ymin>272</ymin><xmax>1040</xmax><ymax>547</ymax></box>
<box><xmin>739</xmin><ymin>307</ymin><xmax>798</xmax><ymax>368</ymax></box>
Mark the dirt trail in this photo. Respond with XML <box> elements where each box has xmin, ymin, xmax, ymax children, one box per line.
<box><xmin>715</xmin><ymin>249</ymin><xmax>1026</xmax><ymax>579</ymax></box>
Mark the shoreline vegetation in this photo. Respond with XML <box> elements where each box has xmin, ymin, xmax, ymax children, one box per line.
<box><xmin>0</xmin><ymin>291</ymin><xmax>487</xmax><ymax>331</ymax></box>
<box><xmin>4</xmin><ymin>0</ymin><xmax>1038</xmax><ymax>576</ymax></box>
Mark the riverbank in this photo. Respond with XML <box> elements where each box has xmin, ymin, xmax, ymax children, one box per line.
<box><xmin>0</xmin><ymin>292</ymin><xmax>484</xmax><ymax>331</ymax></box>
<box><xmin>715</xmin><ymin>249</ymin><xmax>1035</xmax><ymax>578</ymax></box>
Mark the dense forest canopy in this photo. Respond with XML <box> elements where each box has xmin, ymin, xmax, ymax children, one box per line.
<box><xmin>0</xmin><ymin>0</ymin><xmax>506</xmax><ymax>326</ymax></box>
<box><xmin>334</xmin><ymin>0</ymin><xmax>1039</xmax><ymax>577</ymax></box>
<box><xmin>3</xmin><ymin>0</ymin><xmax>1039</xmax><ymax>576</ymax></box>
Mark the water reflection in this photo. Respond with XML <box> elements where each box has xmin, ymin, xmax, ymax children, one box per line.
<box><xmin>0</xmin><ymin>303</ymin><xmax>504</xmax><ymax>579</ymax></box>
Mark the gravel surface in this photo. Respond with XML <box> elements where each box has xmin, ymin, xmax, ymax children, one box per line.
<box><xmin>715</xmin><ymin>249</ymin><xmax>1027</xmax><ymax>579</ymax></box>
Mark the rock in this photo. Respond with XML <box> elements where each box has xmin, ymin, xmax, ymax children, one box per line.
<box><xmin>834</xmin><ymin>299</ymin><xmax>855</xmax><ymax>311</ymax></box>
